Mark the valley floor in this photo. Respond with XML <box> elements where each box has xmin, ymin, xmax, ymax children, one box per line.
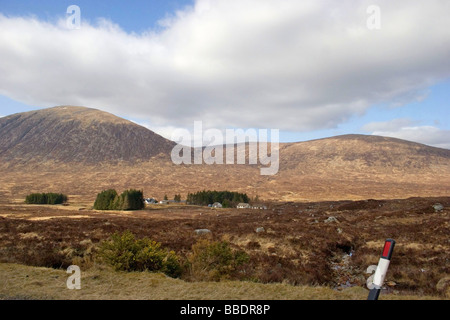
<box><xmin>0</xmin><ymin>197</ymin><xmax>449</xmax><ymax>300</ymax></box>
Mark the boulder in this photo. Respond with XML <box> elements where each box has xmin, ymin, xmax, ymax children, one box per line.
<box><xmin>324</xmin><ymin>216</ymin><xmax>339</xmax><ymax>223</ymax></box>
<box><xmin>436</xmin><ymin>276</ymin><xmax>450</xmax><ymax>298</ymax></box>
<box><xmin>194</xmin><ymin>229</ymin><xmax>211</xmax><ymax>235</ymax></box>
<box><xmin>432</xmin><ymin>203</ymin><xmax>444</xmax><ymax>212</ymax></box>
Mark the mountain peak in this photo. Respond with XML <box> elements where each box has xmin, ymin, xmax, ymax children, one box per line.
<box><xmin>0</xmin><ymin>106</ymin><xmax>175</xmax><ymax>164</ymax></box>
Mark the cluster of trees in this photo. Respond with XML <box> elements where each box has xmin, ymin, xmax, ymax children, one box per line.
<box><xmin>94</xmin><ymin>189</ymin><xmax>144</xmax><ymax>211</ymax></box>
<box><xmin>24</xmin><ymin>188</ymin><xmax>251</xmax><ymax>210</ymax></box>
<box><xmin>186</xmin><ymin>190</ymin><xmax>249</xmax><ymax>207</ymax></box>
<box><xmin>25</xmin><ymin>193</ymin><xmax>68</xmax><ymax>205</ymax></box>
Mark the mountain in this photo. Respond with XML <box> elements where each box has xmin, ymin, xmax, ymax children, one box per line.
<box><xmin>279</xmin><ymin>134</ymin><xmax>450</xmax><ymax>173</ymax></box>
<box><xmin>0</xmin><ymin>106</ymin><xmax>175</xmax><ymax>164</ymax></box>
<box><xmin>0</xmin><ymin>106</ymin><xmax>449</xmax><ymax>202</ymax></box>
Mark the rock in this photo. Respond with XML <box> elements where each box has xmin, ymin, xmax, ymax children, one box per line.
<box><xmin>436</xmin><ymin>276</ymin><xmax>450</xmax><ymax>297</ymax></box>
<box><xmin>432</xmin><ymin>203</ymin><xmax>444</xmax><ymax>212</ymax></box>
<box><xmin>386</xmin><ymin>281</ymin><xmax>396</xmax><ymax>287</ymax></box>
<box><xmin>337</xmin><ymin>228</ymin><xmax>343</xmax><ymax>234</ymax></box>
<box><xmin>194</xmin><ymin>229</ymin><xmax>211</xmax><ymax>235</ymax></box>
<box><xmin>255</xmin><ymin>227</ymin><xmax>265</xmax><ymax>233</ymax></box>
<box><xmin>324</xmin><ymin>216</ymin><xmax>339</xmax><ymax>223</ymax></box>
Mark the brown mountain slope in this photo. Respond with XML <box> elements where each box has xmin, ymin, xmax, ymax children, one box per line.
<box><xmin>0</xmin><ymin>106</ymin><xmax>449</xmax><ymax>202</ymax></box>
<box><xmin>0</xmin><ymin>106</ymin><xmax>175</xmax><ymax>164</ymax></box>
<box><xmin>279</xmin><ymin>134</ymin><xmax>450</xmax><ymax>174</ymax></box>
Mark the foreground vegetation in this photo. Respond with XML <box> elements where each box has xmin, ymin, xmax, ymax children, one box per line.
<box><xmin>0</xmin><ymin>263</ymin><xmax>440</xmax><ymax>300</ymax></box>
<box><xmin>0</xmin><ymin>197</ymin><xmax>449</xmax><ymax>299</ymax></box>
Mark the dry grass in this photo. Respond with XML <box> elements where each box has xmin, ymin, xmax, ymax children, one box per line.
<box><xmin>0</xmin><ymin>263</ymin><xmax>439</xmax><ymax>300</ymax></box>
<box><xmin>0</xmin><ymin>197</ymin><xmax>449</xmax><ymax>299</ymax></box>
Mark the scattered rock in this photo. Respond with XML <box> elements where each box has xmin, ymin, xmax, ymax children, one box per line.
<box><xmin>324</xmin><ymin>216</ymin><xmax>339</xmax><ymax>224</ymax></box>
<box><xmin>255</xmin><ymin>227</ymin><xmax>265</xmax><ymax>233</ymax></box>
<box><xmin>432</xmin><ymin>203</ymin><xmax>444</xmax><ymax>212</ymax></box>
<box><xmin>194</xmin><ymin>229</ymin><xmax>211</xmax><ymax>235</ymax></box>
<box><xmin>386</xmin><ymin>281</ymin><xmax>397</xmax><ymax>287</ymax></box>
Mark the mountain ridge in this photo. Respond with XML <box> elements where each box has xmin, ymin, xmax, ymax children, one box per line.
<box><xmin>0</xmin><ymin>106</ymin><xmax>449</xmax><ymax>202</ymax></box>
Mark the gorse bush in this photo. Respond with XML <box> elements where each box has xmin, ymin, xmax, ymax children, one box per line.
<box><xmin>98</xmin><ymin>231</ymin><xmax>182</xmax><ymax>277</ymax></box>
<box><xmin>25</xmin><ymin>193</ymin><xmax>68</xmax><ymax>205</ymax></box>
<box><xmin>94</xmin><ymin>189</ymin><xmax>144</xmax><ymax>210</ymax></box>
<box><xmin>188</xmin><ymin>239</ymin><xmax>249</xmax><ymax>281</ymax></box>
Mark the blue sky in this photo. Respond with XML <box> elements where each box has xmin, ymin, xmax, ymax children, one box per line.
<box><xmin>0</xmin><ymin>0</ymin><xmax>449</xmax><ymax>148</ymax></box>
<box><xmin>0</xmin><ymin>0</ymin><xmax>192</xmax><ymax>33</ymax></box>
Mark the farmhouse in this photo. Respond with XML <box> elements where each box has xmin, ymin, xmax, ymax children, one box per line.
<box><xmin>144</xmin><ymin>198</ymin><xmax>157</xmax><ymax>204</ymax></box>
<box><xmin>212</xmin><ymin>202</ymin><xmax>222</xmax><ymax>208</ymax></box>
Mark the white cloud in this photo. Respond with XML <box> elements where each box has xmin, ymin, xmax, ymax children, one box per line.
<box><xmin>0</xmin><ymin>0</ymin><xmax>449</xmax><ymax>135</ymax></box>
<box><xmin>362</xmin><ymin>118</ymin><xmax>417</xmax><ymax>132</ymax></box>
<box><xmin>130</xmin><ymin>120</ymin><xmax>180</xmax><ymax>141</ymax></box>
<box><xmin>368</xmin><ymin>124</ymin><xmax>450</xmax><ymax>149</ymax></box>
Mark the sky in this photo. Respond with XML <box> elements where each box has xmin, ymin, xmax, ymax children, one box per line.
<box><xmin>0</xmin><ymin>0</ymin><xmax>449</xmax><ymax>148</ymax></box>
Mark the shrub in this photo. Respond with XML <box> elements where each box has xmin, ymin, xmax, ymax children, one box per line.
<box><xmin>25</xmin><ymin>193</ymin><xmax>68</xmax><ymax>205</ymax></box>
<box><xmin>188</xmin><ymin>239</ymin><xmax>249</xmax><ymax>281</ymax></box>
<box><xmin>97</xmin><ymin>231</ymin><xmax>182</xmax><ymax>277</ymax></box>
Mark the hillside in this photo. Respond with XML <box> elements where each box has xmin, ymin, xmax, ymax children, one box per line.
<box><xmin>0</xmin><ymin>106</ymin><xmax>449</xmax><ymax>202</ymax></box>
<box><xmin>279</xmin><ymin>134</ymin><xmax>450</xmax><ymax>173</ymax></box>
<box><xmin>0</xmin><ymin>106</ymin><xmax>175</xmax><ymax>164</ymax></box>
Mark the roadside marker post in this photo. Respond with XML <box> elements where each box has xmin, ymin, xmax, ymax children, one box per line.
<box><xmin>368</xmin><ymin>239</ymin><xmax>396</xmax><ymax>300</ymax></box>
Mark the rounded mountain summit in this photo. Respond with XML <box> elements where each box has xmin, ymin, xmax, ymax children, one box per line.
<box><xmin>0</xmin><ymin>106</ymin><xmax>176</xmax><ymax>164</ymax></box>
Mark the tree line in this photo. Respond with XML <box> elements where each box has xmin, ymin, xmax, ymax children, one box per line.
<box><xmin>186</xmin><ymin>190</ymin><xmax>249</xmax><ymax>207</ymax></box>
<box><xmin>24</xmin><ymin>189</ymin><xmax>251</xmax><ymax>210</ymax></box>
<box><xmin>25</xmin><ymin>193</ymin><xmax>68</xmax><ymax>205</ymax></box>
<box><xmin>94</xmin><ymin>189</ymin><xmax>144</xmax><ymax>210</ymax></box>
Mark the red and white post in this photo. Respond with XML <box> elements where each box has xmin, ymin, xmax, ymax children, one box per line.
<box><xmin>368</xmin><ymin>239</ymin><xmax>396</xmax><ymax>300</ymax></box>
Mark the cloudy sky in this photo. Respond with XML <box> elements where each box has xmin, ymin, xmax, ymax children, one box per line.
<box><xmin>0</xmin><ymin>0</ymin><xmax>449</xmax><ymax>148</ymax></box>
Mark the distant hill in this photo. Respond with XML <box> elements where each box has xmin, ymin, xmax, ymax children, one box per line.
<box><xmin>0</xmin><ymin>106</ymin><xmax>175</xmax><ymax>164</ymax></box>
<box><xmin>279</xmin><ymin>134</ymin><xmax>450</xmax><ymax>173</ymax></box>
<box><xmin>0</xmin><ymin>106</ymin><xmax>449</xmax><ymax>202</ymax></box>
